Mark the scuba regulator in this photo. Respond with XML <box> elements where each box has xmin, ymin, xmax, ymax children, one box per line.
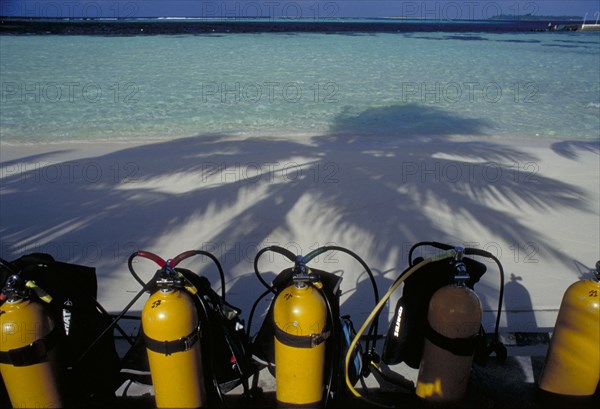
<box><xmin>250</xmin><ymin>245</ymin><xmax>380</xmax><ymax>408</ymax></box>
<box><xmin>346</xmin><ymin>243</ymin><xmax>507</xmax><ymax>407</ymax></box>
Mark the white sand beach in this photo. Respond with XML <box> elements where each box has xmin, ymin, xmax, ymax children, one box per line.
<box><xmin>1</xmin><ymin>133</ymin><xmax>599</xmax><ymax>335</ymax></box>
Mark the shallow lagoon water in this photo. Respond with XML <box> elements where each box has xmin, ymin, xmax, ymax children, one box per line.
<box><xmin>1</xmin><ymin>29</ymin><xmax>598</xmax><ymax>143</ymax></box>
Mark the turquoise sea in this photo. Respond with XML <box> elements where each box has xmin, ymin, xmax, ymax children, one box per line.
<box><xmin>1</xmin><ymin>26</ymin><xmax>599</xmax><ymax>143</ymax></box>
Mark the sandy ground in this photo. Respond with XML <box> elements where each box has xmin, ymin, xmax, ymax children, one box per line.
<box><xmin>1</xmin><ymin>133</ymin><xmax>599</xmax><ymax>336</ymax></box>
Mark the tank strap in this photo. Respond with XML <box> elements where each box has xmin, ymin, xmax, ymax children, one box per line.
<box><xmin>274</xmin><ymin>325</ymin><xmax>330</xmax><ymax>348</ymax></box>
<box><xmin>425</xmin><ymin>321</ymin><xmax>478</xmax><ymax>356</ymax></box>
<box><xmin>143</xmin><ymin>324</ymin><xmax>201</xmax><ymax>356</ymax></box>
<box><xmin>0</xmin><ymin>325</ymin><xmax>60</xmax><ymax>367</ymax></box>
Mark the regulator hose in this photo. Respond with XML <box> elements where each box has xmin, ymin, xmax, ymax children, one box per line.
<box><xmin>253</xmin><ymin>245</ymin><xmax>296</xmax><ymax>294</ymax></box>
<box><xmin>128</xmin><ymin>249</ymin><xmax>227</xmax><ymax>300</ymax></box>
<box><xmin>247</xmin><ymin>288</ymin><xmax>271</xmax><ymax>338</ymax></box>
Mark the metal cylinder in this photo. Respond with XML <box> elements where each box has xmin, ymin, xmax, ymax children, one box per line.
<box><xmin>0</xmin><ymin>298</ymin><xmax>62</xmax><ymax>408</ymax></box>
<box><xmin>142</xmin><ymin>288</ymin><xmax>206</xmax><ymax>408</ymax></box>
<box><xmin>273</xmin><ymin>283</ymin><xmax>327</xmax><ymax>407</ymax></box>
<box><xmin>416</xmin><ymin>284</ymin><xmax>482</xmax><ymax>402</ymax></box>
<box><xmin>539</xmin><ymin>278</ymin><xmax>600</xmax><ymax>396</ymax></box>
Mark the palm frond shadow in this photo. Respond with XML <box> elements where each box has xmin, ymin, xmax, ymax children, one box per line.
<box><xmin>0</xmin><ymin>104</ymin><xmax>591</xmax><ymax>315</ymax></box>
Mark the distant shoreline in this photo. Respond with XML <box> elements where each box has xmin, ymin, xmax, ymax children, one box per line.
<box><xmin>0</xmin><ymin>15</ymin><xmax>586</xmax><ymax>21</ymax></box>
<box><xmin>0</xmin><ymin>17</ymin><xmax>587</xmax><ymax>35</ymax></box>
<box><xmin>488</xmin><ymin>14</ymin><xmax>583</xmax><ymax>21</ymax></box>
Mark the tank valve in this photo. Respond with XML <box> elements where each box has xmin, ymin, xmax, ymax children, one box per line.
<box><xmin>155</xmin><ymin>263</ymin><xmax>185</xmax><ymax>291</ymax></box>
<box><xmin>292</xmin><ymin>256</ymin><xmax>315</xmax><ymax>287</ymax></box>
<box><xmin>2</xmin><ymin>274</ymin><xmax>26</xmax><ymax>302</ymax></box>
<box><xmin>452</xmin><ymin>247</ymin><xmax>470</xmax><ymax>286</ymax></box>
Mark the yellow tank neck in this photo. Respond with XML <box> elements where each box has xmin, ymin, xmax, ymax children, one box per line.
<box><xmin>293</xmin><ymin>281</ymin><xmax>309</xmax><ymax>290</ymax></box>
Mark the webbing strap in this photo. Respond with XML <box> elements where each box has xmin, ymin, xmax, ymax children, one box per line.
<box><xmin>0</xmin><ymin>326</ymin><xmax>59</xmax><ymax>367</ymax></box>
<box><xmin>274</xmin><ymin>325</ymin><xmax>330</xmax><ymax>348</ymax></box>
<box><xmin>143</xmin><ymin>325</ymin><xmax>201</xmax><ymax>356</ymax></box>
<box><xmin>425</xmin><ymin>321</ymin><xmax>478</xmax><ymax>356</ymax></box>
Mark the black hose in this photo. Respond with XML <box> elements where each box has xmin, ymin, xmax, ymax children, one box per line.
<box><xmin>305</xmin><ymin>245</ymin><xmax>381</xmax><ymax>352</ymax></box>
<box><xmin>171</xmin><ymin>250</ymin><xmax>227</xmax><ymax>301</ymax></box>
<box><xmin>127</xmin><ymin>252</ymin><xmax>148</xmax><ymax>288</ymax></box>
<box><xmin>93</xmin><ymin>297</ymin><xmax>136</xmax><ymax>345</ymax></box>
<box><xmin>247</xmin><ymin>288</ymin><xmax>272</xmax><ymax>339</ymax></box>
<box><xmin>199</xmin><ymin>250</ymin><xmax>227</xmax><ymax>301</ymax></box>
<box><xmin>193</xmin><ymin>290</ymin><xmax>226</xmax><ymax>407</ymax></box>
<box><xmin>465</xmin><ymin>248</ymin><xmax>505</xmax><ymax>343</ymax></box>
<box><xmin>319</xmin><ymin>280</ymin><xmax>336</xmax><ymax>409</ymax></box>
<box><xmin>253</xmin><ymin>246</ymin><xmax>296</xmax><ymax>293</ymax></box>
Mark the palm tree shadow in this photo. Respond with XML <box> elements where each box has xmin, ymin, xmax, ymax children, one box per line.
<box><xmin>326</xmin><ymin>104</ymin><xmax>494</xmax><ymax>139</ymax></box>
<box><xmin>0</xmin><ymin>104</ymin><xmax>592</xmax><ymax>319</ymax></box>
<box><xmin>551</xmin><ymin>140</ymin><xmax>600</xmax><ymax>160</ymax></box>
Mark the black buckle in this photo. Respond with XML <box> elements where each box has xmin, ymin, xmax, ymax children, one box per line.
<box><xmin>144</xmin><ymin>325</ymin><xmax>201</xmax><ymax>356</ymax></box>
<box><xmin>310</xmin><ymin>330</ymin><xmax>330</xmax><ymax>347</ymax></box>
<box><xmin>182</xmin><ymin>328</ymin><xmax>200</xmax><ymax>351</ymax></box>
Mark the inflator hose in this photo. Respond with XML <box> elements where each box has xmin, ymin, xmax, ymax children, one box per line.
<box><xmin>407</xmin><ymin>242</ymin><xmax>454</xmax><ymax>266</ymax></box>
<box><xmin>344</xmin><ymin>249</ymin><xmax>458</xmax><ymax>406</ymax></box>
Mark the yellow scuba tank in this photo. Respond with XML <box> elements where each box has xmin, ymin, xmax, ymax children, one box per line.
<box><xmin>273</xmin><ymin>256</ymin><xmax>328</xmax><ymax>407</ymax></box>
<box><xmin>0</xmin><ymin>275</ymin><xmax>62</xmax><ymax>408</ymax></box>
<box><xmin>416</xmin><ymin>249</ymin><xmax>482</xmax><ymax>402</ymax></box>
<box><xmin>135</xmin><ymin>251</ymin><xmax>206</xmax><ymax>408</ymax></box>
<box><xmin>538</xmin><ymin>261</ymin><xmax>600</xmax><ymax>396</ymax></box>
<box><xmin>254</xmin><ymin>245</ymin><xmax>381</xmax><ymax>408</ymax></box>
